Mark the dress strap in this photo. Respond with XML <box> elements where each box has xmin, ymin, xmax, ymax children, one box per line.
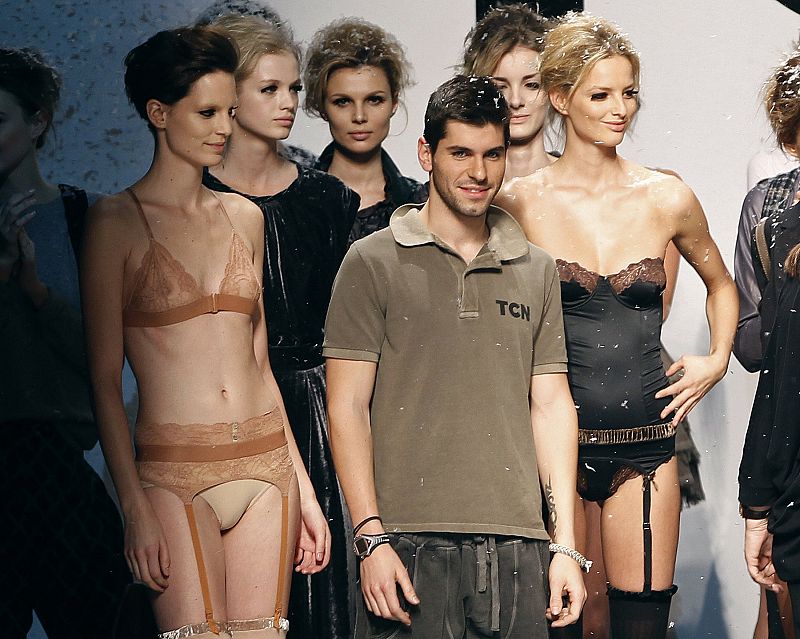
<box><xmin>209</xmin><ymin>190</ymin><xmax>235</xmax><ymax>232</ymax></box>
<box><xmin>125</xmin><ymin>188</ymin><xmax>155</xmax><ymax>240</ymax></box>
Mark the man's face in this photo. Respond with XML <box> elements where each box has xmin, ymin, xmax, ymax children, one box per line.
<box><xmin>420</xmin><ymin>121</ymin><xmax>506</xmax><ymax>219</ymax></box>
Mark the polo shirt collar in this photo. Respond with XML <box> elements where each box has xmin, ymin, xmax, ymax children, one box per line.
<box><xmin>390</xmin><ymin>204</ymin><xmax>529</xmax><ymax>263</ymax></box>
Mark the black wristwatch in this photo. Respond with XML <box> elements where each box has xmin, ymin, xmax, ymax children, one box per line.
<box><xmin>739</xmin><ymin>504</ymin><xmax>771</xmax><ymax>520</ymax></box>
<box><xmin>353</xmin><ymin>533</ymin><xmax>391</xmax><ymax>559</ymax></box>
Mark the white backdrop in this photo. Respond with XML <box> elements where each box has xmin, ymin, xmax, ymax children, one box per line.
<box><xmin>4</xmin><ymin>0</ymin><xmax>800</xmax><ymax>636</ymax></box>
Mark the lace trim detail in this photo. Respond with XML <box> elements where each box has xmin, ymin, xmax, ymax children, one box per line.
<box><xmin>127</xmin><ymin>241</ymin><xmax>200</xmax><ymax>313</ymax></box>
<box><xmin>219</xmin><ymin>232</ymin><xmax>262</xmax><ymax>299</ymax></box>
<box><xmin>156</xmin><ymin>616</ymin><xmax>289</xmax><ymax>638</ymax></box>
<box><xmin>578</xmin><ymin>421</ymin><xmax>677</xmax><ymax>445</ymax></box>
<box><xmin>227</xmin><ymin>617</ymin><xmax>290</xmax><ymax>632</ymax></box>
<box><xmin>607</xmin><ymin>257</ymin><xmax>666</xmax><ymax>294</ymax></box>
<box><xmin>555</xmin><ymin>257</ymin><xmax>666</xmax><ymax>294</ymax></box>
<box><xmin>556</xmin><ymin>259</ymin><xmax>599</xmax><ymax>292</ymax></box>
<box><xmin>157</xmin><ymin>622</ymin><xmax>226</xmax><ymax>639</ymax></box>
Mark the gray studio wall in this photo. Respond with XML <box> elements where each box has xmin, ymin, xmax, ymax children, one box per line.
<box><xmin>3</xmin><ymin>0</ymin><xmax>799</xmax><ymax>637</ymax></box>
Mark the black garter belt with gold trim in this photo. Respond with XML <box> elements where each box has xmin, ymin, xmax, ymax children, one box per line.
<box><xmin>578</xmin><ymin>420</ymin><xmax>677</xmax><ymax>594</ymax></box>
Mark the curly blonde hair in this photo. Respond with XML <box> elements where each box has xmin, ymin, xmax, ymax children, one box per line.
<box><xmin>461</xmin><ymin>3</ymin><xmax>550</xmax><ymax>77</ymax></box>
<box><xmin>539</xmin><ymin>12</ymin><xmax>639</xmax><ymax>102</ymax></box>
<box><xmin>213</xmin><ymin>14</ymin><xmax>300</xmax><ymax>82</ymax></box>
<box><xmin>303</xmin><ymin>17</ymin><xmax>413</xmax><ymax>119</ymax></box>
<box><xmin>765</xmin><ymin>47</ymin><xmax>800</xmax><ymax>154</ymax></box>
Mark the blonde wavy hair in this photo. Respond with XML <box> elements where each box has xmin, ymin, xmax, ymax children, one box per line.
<box><xmin>539</xmin><ymin>12</ymin><xmax>639</xmax><ymax>103</ymax></box>
<box><xmin>213</xmin><ymin>13</ymin><xmax>300</xmax><ymax>82</ymax></box>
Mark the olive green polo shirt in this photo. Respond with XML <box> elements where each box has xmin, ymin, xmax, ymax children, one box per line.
<box><xmin>323</xmin><ymin>204</ymin><xmax>567</xmax><ymax>539</ymax></box>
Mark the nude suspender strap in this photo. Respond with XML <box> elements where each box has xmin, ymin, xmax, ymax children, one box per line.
<box><xmin>273</xmin><ymin>494</ymin><xmax>290</xmax><ymax>627</ymax></box>
<box><xmin>184</xmin><ymin>503</ymin><xmax>221</xmax><ymax>634</ymax></box>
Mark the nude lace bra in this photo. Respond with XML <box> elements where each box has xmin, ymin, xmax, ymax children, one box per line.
<box><xmin>122</xmin><ymin>188</ymin><xmax>261</xmax><ymax>327</ymax></box>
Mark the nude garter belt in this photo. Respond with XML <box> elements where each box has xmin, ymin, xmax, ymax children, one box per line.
<box><xmin>136</xmin><ymin>412</ymin><xmax>293</xmax><ymax>634</ymax></box>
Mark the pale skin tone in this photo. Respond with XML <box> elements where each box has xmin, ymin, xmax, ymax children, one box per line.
<box><xmin>82</xmin><ymin>70</ymin><xmax>329</xmax><ymax>632</ymax></box>
<box><xmin>0</xmin><ymin>87</ymin><xmax>61</xmax><ymax>306</ymax></box>
<box><xmin>577</xmin><ymin>174</ymin><xmax>679</xmax><ymax>639</ymax></box>
<box><xmin>496</xmin><ymin>55</ymin><xmax>738</xmax><ymax>597</ymax></box>
<box><xmin>327</xmin><ymin>119</ymin><xmax>586</xmax><ymax>629</ymax></box>
<box><xmin>490</xmin><ymin>46</ymin><xmax>557</xmax><ymax>180</ymax></box>
<box><xmin>324</xmin><ymin>65</ymin><xmax>398</xmax><ymax>209</ymax></box>
<box><xmin>210</xmin><ymin>51</ymin><xmax>300</xmax><ymax>197</ymax></box>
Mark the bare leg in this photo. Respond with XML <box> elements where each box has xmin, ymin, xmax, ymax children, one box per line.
<box><xmin>580</xmin><ymin>500</ymin><xmax>609</xmax><ymax>639</ymax></box>
<box><xmin>144</xmin><ymin>486</ymin><xmax>230</xmax><ymax>637</ymax></box>
<box><xmin>601</xmin><ymin>458</ymin><xmax>680</xmax><ymax>639</ymax></box>
<box><xmin>224</xmin><ymin>475</ymin><xmax>301</xmax><ymax>637</ymax></box>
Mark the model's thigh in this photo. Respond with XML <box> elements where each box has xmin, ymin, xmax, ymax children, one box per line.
<box><xmin>600</xmin><ymin>458</ymin><xmax>680</xmax><ymax>592</ymax></box>
<box><xmin>223</xmin><ymin>474</ymin><xmax>300</xmax><ymax>622</ymax></box>
<box><xmin>581</xmin><ymin>500</ymin><xmax>610</xmax><ymax>639</ymax></box>
<box><xmin>465</xmin><ymin>538</ymin><xmax>550</xmax><ymax>639</ymax></box>
<box><xmin>145</xmin><ymin>486</ymin><xmax>227</xmax><ymax>631</ymax></box>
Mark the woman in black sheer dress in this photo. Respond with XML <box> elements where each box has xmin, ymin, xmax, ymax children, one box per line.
<box><xmin>304</xmin><ymin>17</ymin><xmax>426</xmax><ymax>244</ymax></box>
<box><xmin>204</xmin><ymin>15</ymin><xmax>359</xmax><ymax>639</ymax></box>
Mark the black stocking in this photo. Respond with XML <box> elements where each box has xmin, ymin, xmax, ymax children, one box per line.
<box><xmin>548</xmin><ymin>616</ymin><xmax>583</xmax><ymax>638</ymax></box>
<box><xmin>607</xmin><ymin>585</ymin><xmax>677</xmax><ymax>639</ymax></box>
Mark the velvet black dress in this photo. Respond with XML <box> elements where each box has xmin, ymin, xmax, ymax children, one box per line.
<box><xmin>204</xmin><ymin>165</ymin><xmax>359</xmax><ymax>639</ymax></box>
<box><xmin>315</xmin><ymin>143</ymin><xmax>428</xmax><ymax>244</ymax></box>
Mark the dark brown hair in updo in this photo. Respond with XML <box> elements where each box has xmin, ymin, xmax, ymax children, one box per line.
<box><xmin>0</xmin><ymin>47</ymin><xmax>62</xmax><ymax>149</ymax></box>
<box><xmin>461</xmin><ymin>3</ymin><xmax>550</xmax><ymax>77</ymax></box>
<box><xmin>765</xmin><ymin>46</ymin><xmax>800</xmax><ymax>155</ymax></box>
<box><xmin>303</xmin><ymin>18</ymin><xmax>412</xmax><ymax>119</ymax></box>
<box><xmin>124</xmin><ymin>25</ymin><xmax>238</xmax><ymax>130</ymax></box>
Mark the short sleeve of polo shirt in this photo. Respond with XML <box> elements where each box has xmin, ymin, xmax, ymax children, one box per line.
<box><xmin>323</xmin><ymin>243</ymin><xmax>386</xmax><ymax>363</ymax></box>
<box><xmin>532</xmin><ymin>261</ymin><xmax>568</xmax><ymax>376</ymax></box>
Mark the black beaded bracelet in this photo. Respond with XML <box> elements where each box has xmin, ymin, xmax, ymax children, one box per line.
<box><xmin>739</xmin><ymin>504</ymin><xmax>771</xmax><ymax>520</ymax></box>
<box><xmin>354</xmin><ymin>515</ymin><xmax>382</xmax><ymax>535</ymax></box>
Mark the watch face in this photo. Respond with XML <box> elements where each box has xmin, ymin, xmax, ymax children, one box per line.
<box><xmin>354</xmin><ymin>536</ymin><xmax>371</xmax><ymax>555</ymax></box>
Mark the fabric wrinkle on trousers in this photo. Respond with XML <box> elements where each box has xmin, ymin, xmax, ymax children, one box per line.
<box><xmin>276</xmin><ymin>363</ymin><xmax>353</xmax><ymax>639</ymax></box>
<box><xmin>356</xmin><ymin>533</ymin><xmax>550</xmax><ymax>639</ymax></box>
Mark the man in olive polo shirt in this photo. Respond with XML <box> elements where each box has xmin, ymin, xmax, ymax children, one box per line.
<box><xmin>325</xmin><ymin>76</ymin><xmax>585</xmax><ymax>639</ymax></box>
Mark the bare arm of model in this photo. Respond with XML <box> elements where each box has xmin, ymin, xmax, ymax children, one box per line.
<box><xmin>81</xmin><ymin>195</ymin><xmax>170</xmax><ymax>593</ymax></box>
<box><xmin>530</xmin><ymin>372</ymin><xmax>586</xmax><ymax>627</ymax></box>
<box><xmin>654</xmin><ymin>179</ymin><xmax>738</xmax><ymax>423</ymax></box>
<box><xmin>663</xmin><ymin>241</ymin><xmax>680</xmax><ymax>321</ymax></box>
<box><xmin>327</xmin><ymin>358</ymin><xmax>420</xmax><ymax>626</ymax></box>
<box><xmin>243</xmin><ymin>197</ymin><xmax>331</xmax><ymax>574</ymax></box>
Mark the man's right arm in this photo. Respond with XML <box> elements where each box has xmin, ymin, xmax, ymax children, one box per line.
<box><xmin>733</xmin><ymin>184</ymin><xmax>767</xmax><ymax>372</ymax></box>
<box><xmin>327</xmin><ymin>358</ymin><xmax>419</xmax><ymax>626</ymax></box>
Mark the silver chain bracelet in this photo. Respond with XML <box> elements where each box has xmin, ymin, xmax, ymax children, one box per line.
<box><xmin>548</xmin><ymin>543</ymin><xmax>593</xmax><ymax>573</ymax></box>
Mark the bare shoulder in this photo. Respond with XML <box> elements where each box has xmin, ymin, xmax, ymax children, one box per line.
<box><xmin>214</xmin><ymin>190</ymin><xmax>263</xmax><ymax>238</ymax></box>
<box><xmin>85</xmin><ymin>191</ymin><xmax>142</xmax><ymax>243</ymax></box>
<box><xmin>496</xmin><ymin>167</ymin><xmax>552</xmax><ymax>219</ymax></box>
<box><xmin>630</xmin><ymin>165</ymin><xmax>698</xmax><ymax>215</ymax></box>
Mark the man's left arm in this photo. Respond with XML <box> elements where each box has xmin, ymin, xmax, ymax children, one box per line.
<box><xmin>530</xmin><ymin>371</ymin><xmax>586</xmax><ymax>627</ymax></box>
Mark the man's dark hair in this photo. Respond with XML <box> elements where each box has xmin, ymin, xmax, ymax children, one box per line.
<box><xmin>423</xmin><ymin>75</ymin><xmax>510</xmax><ymax>153</ymax></box>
